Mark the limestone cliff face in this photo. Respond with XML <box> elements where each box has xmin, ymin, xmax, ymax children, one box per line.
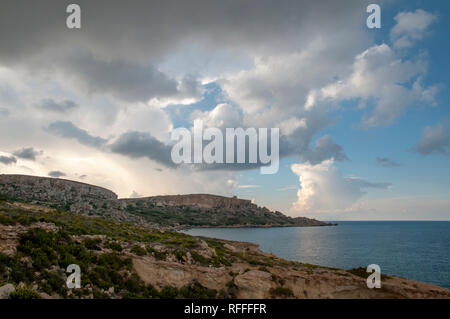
<box><xmin>0</xmin><ymin>174</ymin><xmax>330</xmax><ymax>228</ymax></box>
<box><xmin>0</xmin><ymin>174</ymin><xmax>117</xmax><ymax>205</ymax></box>
<box><xmin>123</xmin><ymin>194</ymin><xmax>254</xmax><ymax>209</ymax></box>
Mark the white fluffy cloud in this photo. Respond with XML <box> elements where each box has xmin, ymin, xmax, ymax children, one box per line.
<box><xmin>290</xmin><ymin>160</ymin><xmax>390</xmax><ymax>216</ymax></box>
<box><xmin>191</xmin><ymin>103</ymin><xmax>242</xmax><ymax>129</ymax></box>
<box><xmin>390</xmin><ymin>9</ymin><xmax>437</xmax><ymax>49</ymax></box>
<box><xmin>306</xmin><ymin>43</ymin><xmax>438</xmax><ymax>128</ymax></box>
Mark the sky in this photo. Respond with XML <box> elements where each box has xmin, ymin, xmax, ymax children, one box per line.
<box><xmin>0</xmin><ymin>0</ymin><xmax>449</xmax><ymax>220</ymax></box>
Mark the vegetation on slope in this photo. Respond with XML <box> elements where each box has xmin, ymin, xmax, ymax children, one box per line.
<box><xmin>124</xmin><ymin>203</ymin><xmax>329</xmax><ymax>228</ymax></box>
<box><xmin>0</xmin><ymin>200</ymin><xmax>309</xmax><ymax>299</ymax></box>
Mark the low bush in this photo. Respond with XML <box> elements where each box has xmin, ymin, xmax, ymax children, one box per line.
<box><xmin>269</xmin><ymin>287</ymin><xmax>294</xmax><ymax>298</ymax></box>
<box><xmin>9</xmin><ymin>287</ymin><xmax>41</xmax><ymax>299</ymax></box>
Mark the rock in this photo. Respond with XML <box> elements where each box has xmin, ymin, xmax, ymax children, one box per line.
<box><xmin>0</xmin><ymin>284</ymin><xmax>15</xmax><ymax>299</ymax></box>
<box><xmin>224</xmin><ymin>244</ymin><xmax>237</xmax><ymax>252</ymax></box>
<box><xmin>108</xmin><ymin>287</ymin><xmax>114</xmax><ymax>294</ymax></box>
<box><xmin>39</xmin><ymin>292</ymin><xmax>52</xmax><ymax>299</ymax></box>
<box><xmin>234</xmin><ymin>270</ymin><xmax>274</xmax><ymax>298</ymax></box>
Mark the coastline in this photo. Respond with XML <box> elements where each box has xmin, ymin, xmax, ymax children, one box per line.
<box><xmin>175</xmin><ymin>222</ymin><xmax>338</xmax><ymax>231</ymax></box>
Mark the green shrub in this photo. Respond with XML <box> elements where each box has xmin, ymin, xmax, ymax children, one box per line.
<box><xmin>174</xmin><ymin>249</ymin><xmax>186</xmax><ymax>262</ymax></box>
<box><xmin>131</xmin><ymin>245</ymin><xmax>147</xmax><ymax>256</ymax></box>
<box><xmin>146</xmin><ymin>247</ymin><xmax>166</xmax><ymax>260</ymax></box>
<box><xmin>191</xmin><ymin>251</ymin><xmax>210</xmax><ymax>266</ymax></box>
<box><xmin>125</xmin><ymin>274</ymin><xmax>146</xmax><ymax>294</ymax></box>
<box><xmin>179</xmin><ymin>281</ymin><xmax>217</xmax><ymax>299</ymax></box>
<box><xmin>84</xmin><ymin>237</ymin><xmax>102</xmax><ymax>250</ymax></box>
<box><xmin>159</xmin><ymin>286</ymin><xmax>179</xmax><ymax>299</ymax></box>
<box><xmin>106</xmin><ymin>241</ymin><xmax>123</xmax><ymax>252</ymax></box>
<box><xmin>39</xmin><ymin>270</ymin><xmax>67</xmax><ymax>296</ymax></box>
<box><xmin>9</xmin><ymin>287</ymin><xmax>41</xmax><ymax>299</ymax></box>
<box><xmin>269</xmin><ymin>287</ymin><xmax>294</xmax><ymax>298</ymax></box>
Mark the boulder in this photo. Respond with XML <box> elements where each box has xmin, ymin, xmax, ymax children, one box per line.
<box><xmin>0</xmin><ymin>284</ymin><xmax>15</xmax><ymax>299</ymax></box>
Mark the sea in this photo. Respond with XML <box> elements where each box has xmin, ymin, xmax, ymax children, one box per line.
<box><xmin>182</xmin><ymin>221</ymin><xmax>450</xmax><ymax>289</ymax></box>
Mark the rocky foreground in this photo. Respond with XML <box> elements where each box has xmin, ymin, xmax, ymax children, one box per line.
<box><xmin>1</xmin><ymin>200</ymin><xmax>449</xmax><ymax>299</ymax></box>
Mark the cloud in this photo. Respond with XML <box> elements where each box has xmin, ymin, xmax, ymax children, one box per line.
<box><xmin>0</xmin><ymin>2</ymin><xmax>444</xmax><ymax>218</ymax></box>
<box><xmin>48</xmin><ymin>170</ymin><xmax>66</xmax><ymax>178</ymax></box>
<box><xmin>191</xmin><ymin>104</ymin><xmax>242</xmax><ymax>129</ymax></box>
<box><xmin>0</xmin><ymin>1</ymin><xmax>369</xmax><ymax>63</ymax></box>
<box><xmin>346</xmin><ymin>177</ymin><xmax>392</xmax><ymax>190</ymax></box>
<box><xmin>237</xmin><ymin>185</ymin><xmax>261</xmax><ymax>189</ymax></box>
<box><xmin>108</xmin><ymin>131</ymin><xmax>176</xmax><ymax>167</ymax></box>
<box><xmin>276</xmin><ymin>185</ymin><xmax>297</xmax><ymax>191</ymax></box>
<box><xmin>0</xmin><ymin>107</ymin><xmax>9</xmax><ymax>116</ymax></box>
<box><xmin>130</xmin><ymin>191</ymin><xmax>143</xmax><ymax>198</ymax></box>
<box><xmin>415</xmin><ymin>123</ymin><xmax>450</xmax><ymax>155</ymax></box>
<box><xmin>0</xmin><ymin>155</ymin><xmax>16</xmax><ymax>165</ymax></box>
<box><xmin>301</xmin><ymin>135</ymin><xmax>348</xmax><ymax>165</ymax></box>
<box><xmin>45</xmin><ymin>120</ymin><xmax>178</xmax><ymax>168</ymax></box>
<box><xmin>64</xmin><ymin>54</ymin><xmax>202</xmax><ymax>103</ymax></box>
<box><xmin>390</xmin><ymin>9</ymin><xmax>437</xmax><ymax>49</ymax></box>
<box><xmin>13</xmin><ymin>147</ymin><xmax>42</xmax><ymax>160</ymax></box>
<box><xmin>376</xmin><ymin>157</ymin><xmax>401</xmax><ymax>167</ymax></box>
<box><xmin>36</xmin><ymin>98</ymin><xmax>78</xmax><ymax>112</ymax></box>
<box><xmin>309</xmin><ymin>43</ymin><xmax>438</xmax><ymax>128</ymax></box>
<box><xmin>291</xmin><ymin>160</ymin><xmax>390</xmax><ymax>214</ymax></box>
<box><xmin>46</xmin><ymin>121</ymin><xmax>108</xmax><ymax>148</ymax></box>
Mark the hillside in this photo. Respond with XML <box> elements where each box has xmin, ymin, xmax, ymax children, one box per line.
<box><xmin>1</xmin><ymin>200</ymin><xmax>449</xmax><ymax>299</ymax></box>
<box><xmin>0</xmin><ymin>174</ymin><xmax>332</xmax><ymax>228</ymax></box>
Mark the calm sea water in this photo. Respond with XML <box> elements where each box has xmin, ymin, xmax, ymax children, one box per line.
<box><xmin>182</xmin><ymin>221</ymin><xmax>450</xmax><ymax>289</ymax></box>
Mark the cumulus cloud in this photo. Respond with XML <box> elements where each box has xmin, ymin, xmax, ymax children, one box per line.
<box><xmin>0</xmin><ymin>155</ymin><xmax>16</xmax><ymax>165</ymax></box>
<box><xmin>415</xmin><ymin>123</ymin><xmax>450</xmax><ymax>155</ymax></box>
<box><xmin>108</xmin><ymin>131</ymin><xmax>176</xmax><ymax>167</ymax></box>
<box><xmin>46</xmin><ymin>121</ymin><xmax>108</xmax><ymax>148</ymax></box>
<box><xmin>130</xmin><ymin>191</ymin><xmax>143</xmax><ymax>198</ymax></box>
<box><xmin>291</xmin><ymin>160</ymin><xmax>390</xmax><ymax>215</ymax></box>
<box><xmin>37</xmin><ymin>98</ymin><xmax>78</xmax><ymax>113</ymax></box>
<box><xmin>191</xmin><ymin>104</ymin><xmax>242</xmax><ymax>129</ymax></box>
<box><xmin>376</xmin><ymin>157</ymin><xmax>401</xmax><ymax>167</ymax></box>
<box><xmin>390</xmin><ymin>9</ymin><xmax>437</xmax><ymax>49</ymax></box>
<box><xmin>308</xmin><ymin>43</ymin><xmax>439</xmax><ymax>128</ymax></box>
<box><xmin>48</xmin><ymin>170</ymin><xmax>66</xmax><ymax>178</ymax></box>
<box><xmin>13</xmin><ymin>147</ymin><xmax>42</xmax><ymax>160</ymax></box>
<box><xmin>301</xmin><ymin>135</ymin><xmax>348</xmax><ymax>165</ymax></box>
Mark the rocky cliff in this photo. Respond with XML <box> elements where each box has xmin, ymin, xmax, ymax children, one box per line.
<box><xmin>0</xmin><ymin>174</ymin><xmax>331</xmax><ymax>228</ymax></box>
<box><xmin>0</xmin><ymin>174</ymin><xmax>117</xmax><ymax>203</ymax></box>
<box><xmin>0</xmin><ymin>200</ymin><xmax>449</xmax><ymax>299</ymax></box>
<box><xmin>130</xmin><ymin>194</ymin><xmax>253</xmax><ymax>209</ymax></box>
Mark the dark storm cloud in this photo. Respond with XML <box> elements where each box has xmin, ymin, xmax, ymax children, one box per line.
<box><xmin>376</xmin><ymin>157</ymin><xmax>401</xmax><ymax>167</ymax></box>
<box><xmin>300</xmin><ymin>135</ymin><xmax>348</xmax><ymax>165</ymax></box>
<box><xmin>0</xmin><ymin>0</ymin><xmax>369</xmax><ymax>62</ymax></box>
<box><xmin>45</xmin><ymin>121</ymin><xmax>177</xmax><ymax>167</ymax></box>
<box><xmin>46</xmin><ymin>121</ymin><xmax>107</xmax><ymax>148</ymax></box>
<box><xmin>13</xmin><ymin>147</ymin><xmax>42</xmax><ymax>160</ymax></box>
<box><xmin>37</xmin><ymin>98</ymin><xmax>78</xmax><ymax>112</ymax></box>
<box><xmin>48</xmin><ymin>170</ymin><xmax>66</xmax><ymax>178</ymax></box>
<box><xmin>64</xmin><ymin>53</ymin><xmax>201</xmax><ymax>103</ymax></box>
<box><xmin>0</xmin><ymin>155</ymin><xmax>16</xmax><ymax>165</ymax></box>
<box><xmin>109</xmin><ymin>131</ymin><xmax>177</xmax><ymax>168</ymax></box>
